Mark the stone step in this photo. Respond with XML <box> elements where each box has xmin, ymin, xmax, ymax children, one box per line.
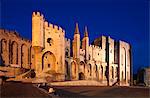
<box><xmin>49</xmin><ymin>80</ymin><xmax>107</xmax><ymax>86</ymax></box>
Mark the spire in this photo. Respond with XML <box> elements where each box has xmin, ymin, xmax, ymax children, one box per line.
<box><xmin>74</xmin><ymin>22</ymin><xmax>80</xmax><ymax>34</ymax></box>
<box><xmin>84</xmin><ymin>26</ymin><xmax>88</xmax><ymax>37</ymax></box>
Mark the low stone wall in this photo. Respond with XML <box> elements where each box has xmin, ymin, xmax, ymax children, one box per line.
<box><xmin>0</xmin><ymin>66</ymin><xmax>29</xmax><ymax>77</ymax></box>
<box><xmin>49</xmin><ymin>80</ymin><xmax>107</xmax><ymax>86</ymax></box>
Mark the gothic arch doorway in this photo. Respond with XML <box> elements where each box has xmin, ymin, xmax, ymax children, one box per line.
<box><xmin>71</xmin><ymin>61</ymin><xmax>77</xmax><ymax>79</ymax></box>
<box><xmin>80</xmin><ymin>61</ymin><xmax>85</xmax><ymax>73</ymax></box>
<box><xmin>88</xmin><ymin>64</ymin><xmax>92</xmax><ymax>76</ymax></box>
<box><xmin>42</xmin><ymin>51</ymin><xmax>56</xmax><ymax>71</ymax></box>
<box><xmin>79</xmin><ymin>72</ymin><xmax>85</xmax><ymax>80</ymax></box>
<box><xmin>65</xmin><ymin>60</ymin><xmax>69</xmax><ymax>80</ymax></box>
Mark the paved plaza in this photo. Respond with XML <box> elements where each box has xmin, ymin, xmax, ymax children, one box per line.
<box><xmin>1</xmin><ymin>82</ymin><xmax>149</xmax><ymax>98</ymax></box>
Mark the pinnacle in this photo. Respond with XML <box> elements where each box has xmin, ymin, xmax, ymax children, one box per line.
<box><xmin>74</xmin><ymin>22</ymin><xmax>80</xmax><ymax>34</ymax></box>
<box><xmin>84</xmin><ymin>26</ymin><xmax>88</xmax><ymax>37</ymax></box>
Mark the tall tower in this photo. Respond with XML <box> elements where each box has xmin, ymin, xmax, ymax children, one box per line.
<box><xmin>82</xmin><ymin>26</ymin><xmax>89</xmax><ymax>61</ymax></box>
<box><xmin>32</xmin><ymin>12</ymin><xmax>44</xmax><ymax>47</ymax></box>
<box><xmin>32</xmin><ymin>12</ymin><xmax>44</xmax><ymax>75</ymax></box>
<box><xmin>72</xmin><ymin>23</ymin><xmax>80</xmax><ymax>59</ymax></box>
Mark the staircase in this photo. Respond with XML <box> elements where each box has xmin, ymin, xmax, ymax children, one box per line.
<box><xmin>7</xmin><ymin>69</ymin><xmax>32</xmax><ymax>81</ymax></box>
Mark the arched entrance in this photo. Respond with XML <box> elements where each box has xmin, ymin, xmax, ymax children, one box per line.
<box><xmin>71</xmin><ymin>61</ymin><xmax>77</xmax><ymax>79</ymax></box>
<box><xmin>79</xmin><ymin>72</ymin><xmax>85</xmax><ymax>80</ymax></box>
<box><xmin>79</xmin><ymin>61</ymin><xmax>85</xmax><ymax>73</ymax></box>
<box><xmin>94</xmin><ymin>64</ymin><xmax>98</xmax><ymax>80</ymax></box>
<box><xmin>42</xmin><ymin>51</ymin><xmax>56</xmax><ymax>71</ymax></box>
<box><xmin>65</xmin><ymin>60</ymin><xmax>69</xmax><ymax>80</ymax></box>
<box><xmin>88</xmin><ymin>64</ymin><xmax>92</xmax><ymax>76</ymax></box>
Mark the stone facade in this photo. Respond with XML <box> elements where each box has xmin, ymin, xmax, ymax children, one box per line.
<box><xmin>0</xmin><ymin>11</ymin><xmax>132</xmax><ymax>86</ymax></box>
<box><xmin>0</xmin><ymin>29</ymin><xmax>32</xmax><ymax>69</ymax></box>
<box><xmin>32</xmin><ymin>12</ymin><xmax>65</xmax><ymax>81</ymax></box>
<box><xmin>137</xmin><ymin>67</ymin><xmax>150</xmax><ymax>87</ymax></box>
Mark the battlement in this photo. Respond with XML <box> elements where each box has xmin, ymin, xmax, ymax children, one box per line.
<box><xmin>44</xmin><ymin>21</ymin><xmax>65</xmax><ymax>33</ymax></box>
<box><xmin>0</xmin><ymin>29</ymin><xmax>31</xmax><ymax>42</ymax></box>
<box><xmin>32</xmin><ymin>12</ymin><xmax>44</xmax><ymax>18</ymax></box>
<box><xmin>65</xmin><ymin>38</ymin><xmax>70</xmax><ymax>42</ymax></box>
<box><xmin>0</xmin><ymin>29</ymin><xmax>20</xmax><ymax>37</ymax></box>
<box><xmin>65</xmin><ymin>38</ymin><xmax>70</xmax><ymax>47</ymax></box>
<box><xmin>32</xmin><ymin>11</ymin><xmax>65</xmax><ymax>34</ymax></box>
<box><xmin>89</xmin><ymin>45</ymin><xmax>101</xmax><ymax>50</ymax></box>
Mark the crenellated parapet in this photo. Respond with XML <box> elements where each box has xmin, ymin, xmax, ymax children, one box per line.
<box><xmin>65</xmin><ymin>38</ymin><xmax>70</xmax><ymax>45</ymax></box>
<box><xmin>0</xmin><ymin>29</ymin><xmax>31</xmax><ymax>43</ymax></box>
<box><xmin>44</xmin><ymin>21</ymin><xmax>65</xmax><ymax>34</ymax></box>
<box><xmin>89</xmin><ymin>45</ymin><xmax>102</xmax><ymax>50</ymax></box>
<box><xmin>32</xmin><ymin>11</ymin><xmax>65</xmax><ymax>48</ymax></box>
<box><xmin>0</xmin><ymin>29</ymin><xmax>20</xmax><ymax>38</ymax></box>
<box><xmin>32</xmin><ymin>12</ymin><xmax>44</xmax><ymax>19</ymax></box>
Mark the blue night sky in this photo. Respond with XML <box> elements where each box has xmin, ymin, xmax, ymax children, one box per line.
<box><xmin>0</xmin><ymin>0</ymin><xmax>149</xmax><ymax>73</ymax></box>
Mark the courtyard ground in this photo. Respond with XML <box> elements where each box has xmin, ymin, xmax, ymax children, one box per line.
<box><xmin>51</xmin><ymin>86</ymin><xmax>149</xmax><ymax>98</ymax></box>
<box><xmin>0</xmin><ymin>81</ymin><xmax>149</xmax><ymax>98</ymax></box>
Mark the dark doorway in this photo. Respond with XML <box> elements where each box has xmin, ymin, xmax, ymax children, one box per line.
<box><xmin>79</xmin><ymin>72</ymin><xmax>85</xmax><ymax>80</ymax></box>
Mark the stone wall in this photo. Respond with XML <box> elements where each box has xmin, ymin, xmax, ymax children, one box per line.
<box><xmin>0</xmin><ymin>29</ymin><xmax>32</xmax><ymax>69</ymax></box>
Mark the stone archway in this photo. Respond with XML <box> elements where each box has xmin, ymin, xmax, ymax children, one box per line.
<box><xmin>1</xmin><ymin>39</ymin><xmax>7</xmax><ymax>65</ymax></box>
<box><xmin>1</xmin><ymin>39</ymin><xmax>7</xmax><ymax>54</ymax></box>
<box><xmin>11</xmin><ymin>41</ymin><xmax>18</xmax><ymax>64</ymax></box>
<box><xmin>79</xmin><ymin>72</ymin><xmax>85</xmax><ymax>80</ymax></box>
<box><xmin>79</xmin><ymin>61</ymin><xmax>85</xmax><ymax>73</ymax></box>
<box><xmin>65</xmin><ymin>60</ymin><xmax>69</xmax><ymax>80</ymax></box>
<box><xmin>94</xmin><ymin>64</ymin><xmax>98</xmax><ymax>80</ymax></box>
<box><xmin>88</xmin><ymin>64</ymin><xmax>92</xmax><ymax>76</ymax></box>
<box><xmin>71</xmin><ymin>61</ymin><xmax>77</xmax><ymax>80</ymax></box>
<box><xmin>42</xmin><ymin>51</ymin><xmax>56</xmax><ymax>71</ymax></box>
<box><xmin>21</xmin><ymin>44</ymin><xmax>28</xmax><ymax>68</ymax></box>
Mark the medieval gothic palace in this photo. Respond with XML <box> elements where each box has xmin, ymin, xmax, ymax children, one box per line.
<box><xmin>0</xmin><ymin>12</ymin><xmax>131</xmax><ymax>86</ymax></box>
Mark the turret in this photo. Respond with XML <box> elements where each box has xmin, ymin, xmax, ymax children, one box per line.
<box><xmin>32</xmin><ymin>12</ymin><xmax>44</xmax><ymax>48</ymax></box>
<box><xmin>32</xmin><ymin>12</ymin><xmax>44</xmax><ymax>75</ymax></box>
<box><xmin>72</xmin><ymin>23</ymin><xmax>80</xmax><ymax>59</ymax></box>
<box><xmin>82</xmin><ymin>26</ymin><xmax>89</xmax><ymax>61</ymax></box>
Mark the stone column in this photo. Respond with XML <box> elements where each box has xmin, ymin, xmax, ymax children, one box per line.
<box><xmin>33</xmin><ymin>46</ymin><xmax>42</xmax><ymax>77</ymax></box>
